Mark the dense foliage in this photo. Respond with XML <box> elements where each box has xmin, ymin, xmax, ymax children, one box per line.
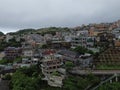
<box><xmin>10</xmin><ymin>64</ymin><xmax>100</xmax><ymax>90</ymax></box>
<box><xmin>8</xmin><ymin>29</ymin><xmax>35</xmax><ymax>35</ymax></box>
<box><xmin>0</xmin><ymin>41</ymin><xmax>8</xmax><ymax>51</ymax></box>
<box><xmin>10</xmin><ymin>65</ymin><xmax>43</xmax><ymax>90</ymax></box>
<box><xmin>0</xmin><ymin>37</ymin><xmax>23</xmax><ymax>51</ymax></box>
<box><xmin>7</xmin><ymin>27</ymin><xmax>70</xmax><ymax>36</ymax></box>
<box><xmin>10</xmin><ymin>65</ymin><xmax>62</xmax><ymax>90</ymax></box>
<box><xmin>0</xmin><ymin>57</ymin><xmax>22</xmax><ymax>65</ymax></box>
<box><xmin>98</xmin><ymin>82</ymin><xmax>120</xmax><ymax>90</ymax></box>
<box><xmin>41</xmin><ymin>44</ymin><xmax>49</xmax><ymax>49</ymax></box>
<box><xmin>0</xmin><ymin>59</ymin><xmax>11</xmax><ymax>64</ymax></box>
<box><xmin>65</xmin><ymin>61</ymin><xmax>75</xmax><ymax>70</ymax></box>
<box><xmin>72</xmin><ymin>46</ymin><xmax>94</xmax><ymax>54</ymax></box>
<box><xmin>37</xmin><ymin>27</ymin><xmax>70</xmax><ymax>36</ymax></box>
<box><xmin>96</xmin><ymin>64</ymin><xmax>120</xmax><ymax>70</ymax></box>
<box><xmin>8</xmin><ymin>38</ymin><xmax>22</xmax><ymax>47</ymax></box>
<box><xmin>63</xmin><ymin>74</ymin><xmax>100</xmax><ymax>90</ymax></box>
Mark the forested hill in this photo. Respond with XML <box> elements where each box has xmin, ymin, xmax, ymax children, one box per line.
<box><xmin>7</xmin><ymin>27</ymin><xmax>70</xmax><ymax>35</ymax></box>
<box><xmin>7</xmin><ymin>29</ymin><xmax>36</xmax><ymax>35</ymax></box>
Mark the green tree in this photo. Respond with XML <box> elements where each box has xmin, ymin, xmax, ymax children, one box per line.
<box><xmin>63</xmin><ymin>76</ymin><xmax>90</xmax><ymax>90</ymax></box>
<box><xmin>65</xmin><ymin>61</ymin><xmax>75</xmax><ymax>71</ymax></box>
<box><xmin>41</xmin><ymin>44</ymin><xmax>48</xmax><ymax>49</ymax></box>
<box><xmin>87</xmin><ymin>74</ymin><xmax>100</xmax><ymax>84</ymax></box>
<box><xmin>11</xmin><ymin>65</ymin><xmax>42</xmax><ymax>90</ymax></box>
<box><xmin>63</xmin><ymin>74</ymin><xmax>100</xmax><ymax>90</ymax></box>
<box><xmin>0</xmin><ymin>59</ymin><xmax>8</xmax><ymax>64</ymax></box>
<box><xmin>73</xmin><ymin>46</ymin><xmax>94</xmax><ymax>54</ymax></box>
<box><xmin>2</xmin><ymin>74</ymin><xmax>12</xmax><ymax>80</ymax></box>
<box><xmin>8</xmin><ymin>38</ymin><xmax>22</xmax><ymax>47</ymax></box>
<box><xmin>14</xmin><ymin>57</ymin><xmax>22</xmax><ymax>63</ymax></box>
<box><xmin>98</xmin><ymin>82</ymin><xmax>120</xmax><ymax>90</ymax></box>
<box><xmin>12</xmin><ymin>71</ymin><xmax>39</xmax><ymax>90</ymax></box>
<box><xmin>63</xmin><ymin>76</ymin><xmax>78</xmax><ymax>90</ymax></box>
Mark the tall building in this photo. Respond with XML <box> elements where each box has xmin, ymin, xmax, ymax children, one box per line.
<box><xmin>41</xmin><ymin>54</ymin><xmax>63</xmax><ymax>75</ymax></box>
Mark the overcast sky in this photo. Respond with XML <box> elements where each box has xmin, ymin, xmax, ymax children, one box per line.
<box><xmin>0</xmin><ymin>0</ymin><xmax>120</xmax><ymax>33</ymax></box>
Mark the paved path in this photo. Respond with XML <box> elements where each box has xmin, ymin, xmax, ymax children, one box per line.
<box><xmin>70</xmin><ymin>69</ymin><xmax>120</xmax><ymax>75</ymax></box>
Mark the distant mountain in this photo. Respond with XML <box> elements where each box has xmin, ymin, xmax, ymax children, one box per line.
<box><xmin>36</xmin><ymin>27</ymin><xmax>70</xmax><ymax>35</ymax></box>
<box><xmin>16</xmin><ymin>29</ymin><xmax>36</xmax><ymax>34</ymax></box>
<box><xmin>3</xmin><ymin>19</ymin><xmax>120</xmax><ymax>35</ymax></box>
<box><xmin>7</xmin><ymin>29</ymin><xmax>36</xmax><ymax>35</ymax></box>
<box><xmin>7</xmin><ymin>27</ymin><xmax>70</xmax><ymax>35</ymax></box>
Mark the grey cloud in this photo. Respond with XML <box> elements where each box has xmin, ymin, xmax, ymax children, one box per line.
<box><xmin>0</xmin><ymin>0</ymin><xmax>120</xmax><ymax>33</ymax></box>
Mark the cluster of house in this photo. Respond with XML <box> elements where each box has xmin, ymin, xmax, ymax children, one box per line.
<box><xmin>0</xmin><ymin>45</ymin><xmax>93</xmax><ymax>87</ymax></box>
<box><xmin>0</xmin><ymin>20</ymin><xmax>120</xmax><ymax>87</ymax></box>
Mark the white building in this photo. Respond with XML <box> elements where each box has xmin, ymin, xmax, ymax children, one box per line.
<box><xmin>5</xmin><ymin>34</ymin><xmax>14</xmax><ymax>42</ymax></box>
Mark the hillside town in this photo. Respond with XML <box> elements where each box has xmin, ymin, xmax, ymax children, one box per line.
<box><xmin>0</xmin><ymin>20</ymin><xmax>120</xmax><ymax>90</ymax></box>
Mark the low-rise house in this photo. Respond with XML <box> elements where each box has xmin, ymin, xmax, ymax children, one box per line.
<box><xmin>31</xmin><ymin>51</ymin><xmax>41</xmax><ymax>64</ymax></box>
<box><xmin>88</xmin><ymin>24</ymin><xmax>112</xmax><ymax>37</ymax></box>
<box><xmin>26</xmin><ymin>34</ymin><xmax>45</xmax><ymax>47</ymax></box>
<box><xmin>22</xmin><ymin>44</ymin><xmax>34</xmax><ymax>63</ymax></box>
<box><xmin>95</xmin><ymin>32</ymin><xmax>115</xmax><ymax>47</ymax></box>
<box><xmin>86</xmin><ymin>37</ymin><xmax>95</xmax><ymax>48</ymax></box>
<box><xmin>116</xmin><ymin>20</ymin><xmax>120</xmax><ymax>27</ymax></box>
<box><xmin>13</xmin><ymin>63</ymin><xmax>31</xmax><ymax>68</ymax></box>
<box><xmin>112</xmin><ymin>28</ymin><xmax>120</xmax><ymax>39</ymax></box>
<box><xmin>5</xmin><ymin>47</ymin><xmax>22</xmax><ymax>60</ymax></box>
<box><xmin>0</xmin><ymin>52</ymin><xmax>5</xmax><ymax>60</ymax></box>
<box><xmin>5</xmin><ymin>34</ymin><xmax>14</xmax><ymax>42</ymax></box>
<box><xmin>47</xmin><ymin>75</ymin><xmax>64</xmax><ymax>87</ymax></box>
<box><xmin>114</xmin><ymin>40</ymin><xmax>120</xmax><ymax>47</ymax></box>
<box><xmin>22</xmin><ymin>47</ymin><xmax>33</xmax><ymax>58</ymax></box>
<box><xmin>79</xmin><ymin>54</ymin><xmax>93</xmax><ymax>68</ymax></box>
<box><xmin>57</xmin><ymin>50</ymin><xmax>79</xmax><ymax>64</ymax></box>
<box><xmin>42</xmin><ymin>49</ymin><xmax>56</xmax><ymax>56</ymax></box>
<box><xmin>0</xmin><ymin>35</ymin><xmax>5</xmax><ymax>41</ymax></box>
<box><xmin>71</xmin><ymin>35</ymin><xmax>88</xmax><ymax>48</ymax></box>
<box><xmin>31</xmin><ymin>58</ymin><xmax>39</xmax><ymax>64</ymax></box>
<box><xmin>19</xmin><ymin>64</ymin><xmax>31</xmax><ymax>68</ymax></box>
<box><xmin>70</xmin><ymin>30</ymin><xmax>95</xmax><ymax>48</ymax></box>
<box><xmin>44</xmin><ymin>34</ymin><xmax>53</xmax><ymax>41</ymax></box>
<box><xmin>22</xmin><ymin>58</ymin><xmax>31</xmax><ymax>64</ymax></box>
<box><xmin>51</xmin><ymin>40</ymin><xmax>71</xmax><ymax>49</ymax></box>
<box><xmin>33</xmin><ymin>53</ymin><xmax>42</xmax><ymax>61</ymax></box>
<box><xmin>64</xmin><ymin>36</ymin><xmax>72</xmax><ymax>42</ymax></box>
<box><xmin>51</xmin><ymin>36</ymin><xmax>63</xmax><ymax>49</ymax></box>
